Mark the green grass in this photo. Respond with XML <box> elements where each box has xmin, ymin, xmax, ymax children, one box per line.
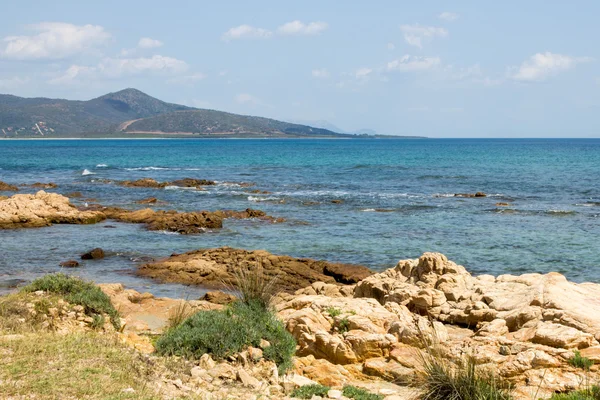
<box><xmin>342</xmin><ymin>385</ymin><xmax>384</xmax><ymax>400</ymax></box>
<box><xmin>21</xmin><ymin>273</ymin><xmax>120</xmax><ymax>330</ymax></box>
<box><xmin>290</xmin><ymin>384</ymin><xmax>330</xmax><ymax>398</ymax></box>
<box><xmin>338</xmin><ymin>317</ymin><xmax>350</xmax><ymax>334</ymax></box>
<box><xmin>155</xmin><ymin>300</ymin><xmax>296</xmax><ymax>374</ymax></box>
<box><xmin>549</xmin><ymin>386</ymin><xmax>600</xmax><ymax>400</ymax></box>
<box><xmin>0</xmin><ymin>332</ymin><xmax>159</xmax><ymax>399</ymax></box>
<box><xmin>419</xmin><ymin>354</ymin><xmax>512</xmax><ymax>400</ymax></box>
<box><xmin>326</xmin><ymin>307</ymin><xmax>342</xmax><ymax>317</ymax></box>
<box><xmin>569</xmin><ymin>351</ymin><xmax>595</xmax><ymax>371</ymax></box>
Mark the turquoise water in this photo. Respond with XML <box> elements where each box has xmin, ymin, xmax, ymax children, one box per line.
<box><xmin>1</xmin><ymin>138</ymin><xmax>599</xmax><ymax>296</ymax></box>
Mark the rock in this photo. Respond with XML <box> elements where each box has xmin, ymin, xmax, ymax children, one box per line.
<box><xmin>0</xmin><ymin>191</ymin><xmax>105</xmax><ymax>229</ymax></box>
<box><xmin>0</xmin><ymin>181</ymin><xmax>19</xmax><ymax>191</ymax></box>
<box><xmin>81</xmin><ymin>248</ymin><xmax>105</xmax><ymax>260</ymax></box>
<box><xmin>60</xmin><ymin>260</ymin><xmax>80</xmax><ymax>268</ymax></box>
<box><xmin>170</xmin><ymin>178</ymin><xmax>215</xmax><ymax>188</ymax></box>
<box><xmin>138</xmin><ymin>247</ymin><xmax>372</xmax><ymax>292</ymax></box>
<box><xmin>237</xmin><ymin>369</ymin><xmax>261</xmax><ymax>389</ymax></box>
<box><xmin>135</xmin><ymin>197</ymin><xmax>160</xmax><ymax>204</ymax></box>
<box><xmin>454</xmin><ymin>192</ymin><xmax>487</xmax><ymax>197</ymax></box>
<box><xmin>323</xmin><ymin>263</ymin><xmax>373</xmax><ymax>284</ymax></box>
<box><xmin>496</xmin><ymin>202</ymin><xmax>511</xmax><ymax>207</ymax></box>
<box><xmin>119</xmin><ymin>178</ymin><xmax>167</xmax><ymax>188</ymax></box>
<box><xmin>363</xmin><ymin>358</ymin><xmax>415</xmax><ymax>383</ymax></box>
<box><xmin>532</xmin><ymin>322</ymin><xmax>595</xmax><ymax>349</ymax></box>
<box><xmin>201</xmin><ymin>291</ymin><xmax>238</xmax><ymax>305</ymax></box>
<box><xmin>327</xmin><ymin>389</ymin><xmax>343</xmax><ymax>399</ymax></box>
<box><xmin>64</xmin><ymin>192</ymin><xmax>83</xmax><ymax>198</ymax></box>
<box><xmin>331</xmin><ymin>199</ymin><xmax>344</xmax><ymax>204</ymax></box>
<box><xmin>199</xmin><ymin>353</ymin><xmax>217</xmax><ymax>370</ymax></box>
<box><xmin>24</xmin><ymin>182</ymin><xmax>58</xmax><ymax>189</ymax></box>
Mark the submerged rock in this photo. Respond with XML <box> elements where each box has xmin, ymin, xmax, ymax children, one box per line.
<box><xmin>0</xmin><ymin>191</ymin><xmax>106</xmax><ymax>229</ymax></box>
<box><xmin>169</xmin><ymin>178</ymin><xmax>215</xmax><ymax>188</ymax></box>
<box><xmin>81</xmin><ymin>248</ymin><xmax>105</xmax><ymax>260</ymax></box>
<box><xmin>0</xmin><ymin>180</ymin><xmax>19</xmax><ymax>191</ymax></box>
<box><xmin>23</xmin><ymin>182</ymin><xmax>58</xmax><ymax>189</ymax></box>
<box><xmin>137</xmin><ymin>247</ymin><xmax>373</xmax><ymax>292</ymax></box>
<box><xmin>455</xmin><ymin>192</ymin><xmax>487</xmax><ymax>197</ymax></box>
<box><xmin>119</xmin><ymin>178</ymin><xmax>167</xmax><ymax>188</ymax></box>
<box><xmin>60</xmin><ymin>260</ymin><xmax>80</xmax><ymax>268</ymax></box>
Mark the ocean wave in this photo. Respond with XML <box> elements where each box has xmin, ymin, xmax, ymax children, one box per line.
<box><xmin>82</xmin><ymin>169</ymin><xmax>95</xmax><ymax>176</ymax></box>
<box><xmin>433</xmin><ymin>193</ymin><xmax>455</xmax><ymax>198</ymax></box>
<box><xmin>96</xmin><ymin>164</ymin><xmax>108</xmax><ymax>168</ymax></box>
<box><xmin>123</xmin><ymin>166</ymin><xmax>202</xmax><ymax>171</ymax></box>
<box><xmin>164</xmin><ymin>185</ymin><xmax>200</xmax><ymax>191</ymax></box>
<box><xmin>248</xmin><ymin>196</ymin><xmax>282</xmax><ymax>202</ymax></box>
<box><xmin>361</xmin><ymin>208</ymin><xmax>377</xmax><ymax>212</ymax></box>
<box><xmin>575</xmin><ymin>202</ymin><xmax>600</xmax><ymax>207</ymax></box>
<box><xmin>546</xmin><ymin>209</ymin><xmax>577</xmax><ymax>216</ymax></box>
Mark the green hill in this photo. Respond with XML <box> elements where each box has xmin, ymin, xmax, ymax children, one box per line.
<box><xmin>0</xmin><ymin>88</ymin><xmax>342</xmax><ymax>138</ymax></box>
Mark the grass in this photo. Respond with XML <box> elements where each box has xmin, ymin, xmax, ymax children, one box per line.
<box><xmin>326</xmin><ymin>307</ymin><xmax>342</xmax><ymax>317</ymax></box>
<box><xmin>0</xmin><ymin>331</ymin><xmax>159</xmax><ymax>399</ymax></box>
<box><xmin>21</xmin><ymin>273</ymin><xmax>120</xmax><ymax>330</ymax></box>
<box><xmin>549</xmin><ymin>386</ymin><xmax>600</xmax><ymax>400</ymax></box>
<box><xmin>290</xmin><ymin>384</ymin><xmax>330</xmax><ymax>398</ymax></box>
<box><xmin>419</xmin><ymin>352</ymin><xmax>512</xmax><ymax>400</ymax></box>
<box><xmin>569</xmin><ymin>351</ymin><xmax>595</xmax><ymax>371</ymax></box>
<box><xmin>342</xmin><ymin>385</ymin><xmax>384</xmax><ymax>400</ymax></box>
<box><xmin>338</xmin><ymin>317</ymin><xmax>350</xmax><ymax>334</ymax></box>
<box><xmin>166</xmin><ymin>300</ymin><xmax>195</xmax><ymax>329</ymax></box>
<box><xmin>155</xmin><ymin>300</ymin><xmax>296</xmax><ymax>374</ymax></box>
<box><xmin>230</xmin><ymin>260</ymin><xmax>280</xmax><ymax>309</ymax></box>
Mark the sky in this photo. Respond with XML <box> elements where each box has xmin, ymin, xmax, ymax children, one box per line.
<box><xmin>0</xmin><ymin>0</ymin><xmax>599</xmax><ymax>138</ymax></box>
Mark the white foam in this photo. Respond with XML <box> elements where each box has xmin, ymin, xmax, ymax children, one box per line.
<box><xmin>248</xmin><ymin>196</ymin><xmax>281</xmax><ymax>202</ymax></box>
<box><xmin>164</xmin><ymin>185</ymin><xmax>199</xmax><ymax>190</ymax></box>
<box><xmin>82</xmin><ymin>169</ymin><xmax>95</xmax><ymax>176</ymax></box>
<box><xmin>361</xmin><ymin>208</ymin><xmax>376</xmax><ymax>212</ymax></box>
<box><xmin>96</xmin><ymin>164</ymin><xmax>108</xmax><ymax>168</ymax></box>
<box><xmin>125</xmin><ymin>166</ymin><xmax>172</xmax><ymax>171</ymax></box>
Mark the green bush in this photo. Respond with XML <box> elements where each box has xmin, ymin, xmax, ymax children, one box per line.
<box><xmin>291</xmin><ymin>384</ymin><xmax>330</xmax><ymax>399</ymax></box>
<box><xmin>326</xmin><ymin>307</ymin><xmax>342</xmax><ymax>317</ymax></box>
<box><xmin>22</xmin><ymin>274</ymin><xmax>120</xmax><ymax>330</ymax></box>
<box><xmin>419</xmin><ymin>354</ymin><xmax>512</xmax><ymax>400</ymax></box>
<box><xmin>338</xmin><ymin>317</ymin><xmax>350</xmax><ymax>333</ymax></box>
<box><xmin>549</xmin><ymin>386</ymin><xmax>600</xmax><ymax>400</ymax></box>
<box><xmin>342</xmin><ymin>385</ymin><xmax>384</xmax><ymax>400</ymax></box>
<box><xmin>569</xmin><ymin>351</ymin><xmax>595</xmax><ymax>371</ymax></box>
<box><xmin>155</xmin><ymin>300</ymin><xmax>296</xmax><ymax>374</ymax></box>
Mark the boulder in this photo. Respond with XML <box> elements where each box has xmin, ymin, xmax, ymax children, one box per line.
<box><xmin>0</xmin><ymin>181</ymin><xmax>19</xmax><ymax>191</ymax></box>
<box><xmin>81</xmin><ymin>248</ymin><xmax>105</xmax><ymax>260</ymax></box>
<box><xmin>454</xmin><ymin>192</ymin><xmax>487</xmax><ymax>197</ymax></box>
<box><xmin>60</xmin><ymin>260</ymin><xmax>80</xmax><ymax>268</ymax></box>
<box><xmin>201</xmin><ymin>291</ymin><xmax>238</xmax><ymax>305</ymax></box>
<box><xmin>0</xmin><ymin>191</ymin><xmax>105</xmax><ymax>229</ymax></box>
<box><xmin>169</xmin><ymin>178</ymin><xmax>215</xmax><ymax>188</ymax></box>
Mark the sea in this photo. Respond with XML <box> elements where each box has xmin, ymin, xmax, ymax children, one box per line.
<box><xmin>1</xmin><ymin>138</ymin><xmax>599</xmax><ymax>297</ymax></box>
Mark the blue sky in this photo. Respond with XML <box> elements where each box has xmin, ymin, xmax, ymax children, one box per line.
<box><xmin>0</xmin><ymin>0</ymin><xmax>599</xmax><ymax>137</ymax></box>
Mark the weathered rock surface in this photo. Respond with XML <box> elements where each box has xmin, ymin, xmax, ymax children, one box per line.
<box><xmin>23</xmin><ymin>182</ymin><xmax>58</xmax><ymax>189</ymax></box>
<box><xmin>0</xmin><ymin>180</ymin><xmax>19</xmax><ymax>191</ymax></box>
<box><xmin>81</xmin><ymin>248</ymin><xmax>105</xmax><ymax>260</ymax></box>
<box><xmin>455</xmin><ymin>192</ymin><xmax>487</xmax><ymax>197</ymax></box>
<box><xmin>119</xmin><ymin>178</ymin><xmax>168</xmax><ymax>188</ymax></box>
<box><xmin>0</xmin><ymin>191</ymin><xmax>106</xmax><ymax>229</ymax></box>
<box><xmin>118</xmin><ymin>177</ymin><xmax>215</xmax><ymax>189</ymax></box>
<box><xmin>137</xmin><ymin>247</ymin><xmax>374</xmax><ymax>292</ymax></box>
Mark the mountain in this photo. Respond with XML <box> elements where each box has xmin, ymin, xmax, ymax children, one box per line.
<box><xmin>0</xmin><ymin>89</ymin><xmax>342</xmax><ymax>138</ymax></box>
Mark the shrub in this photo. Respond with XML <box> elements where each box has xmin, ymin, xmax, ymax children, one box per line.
<box><xmin>419</xmin><ymin>353</ymin><xmax>512</xmax><ymax>400</ymax></box>
<box><xmin>291</xmin><ymin>384</ymin><xmax>330</xmax><ymax>399</ymax></box>
<box><xmin>342</xmin><ymin>385</ymin><xmax>384</xmax><ymax>400</ymax></box>
<box><xmin>21</xmin><ymin>273</ymin><xmax>120</xmax><ymax>330</ymax></box>
<box><xmin>155</xmin><ymin>300</ymin><xmax>296</xmax><ymax>374</ymax></box>
<box><xmin>338</xmin><ymin>317</ymin><xmax>350</xmax><ymax>333</ymax></box>
<box><xmin>569</xmin><ymin>351</ymin><xmax>595</xmax><ymax>371</ymax></box>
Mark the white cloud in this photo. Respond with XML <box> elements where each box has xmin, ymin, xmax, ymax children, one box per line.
<box><xmin>277</xmin><ymin>21</ymin><xmax>328</xmax><ymax>36</ymax></box>
<box><xmin>235</xmin><ymin>93</ymin><xmax>261</xmax><ymax>105</ymax></box>
<box><xmin>49</xmin><ymin>55</ymin><xmax>189</xmax><ymax>84</ymax></box>
<box><xmin>222</xmin><ymin>25</ymin><xmax>272</xmax><ymax>41</ymax></box>
<box><xmin>400</xmin><ymin>24</ymin><xmax>448</xmax><ymax>49</ymax></box>
<box><xmin>386</xmin><ymin>55</ymin><xmax>441</xmax><ymax>72</ymax></box>
<box><xmin>387</xmin><ymin>42</ymin><xmax>395</xmax><ymax>50</ymax></box>
<box><xmin>1</xmin><ymin>22</ymin><xmax>110</xmax><ymax>60</ymax></box>
<box><xmin>0</xmin><ymin>76</ymin><xmax>30</xmax><ymax>89</ymax></box>
<box><xmin>312</xmin><ymin>68</ymin><xmax>330</xmax><ymax>78</ymax></box>
<box><xmin>355</xmin><ymin>67</ymin><xmax>372</xmax><ymax>79</ymax></box>
<box><xmin>166</xmin><ymin>72</ymin><xmax>207</xmax><ymax>84</ymax></box>
<box><xmin>138</xmin><ymin>37</ymin><xmax>163</xmax><ymax>49</ymax></box>
<box><xmin>439</xmin><ymin>12</ymin><xmax>459</xmax><ymax>22</ymax></box>
<box><xmin>509</xmin><ymin>52</ymin><xmax>592</xmax><ymax>82</ymax></box>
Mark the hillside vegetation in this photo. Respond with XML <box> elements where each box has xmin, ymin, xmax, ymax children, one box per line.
<box><xmin>0</xmin><ymin>88</ymin><xmax>342</xmax><ymax>137</ymax></box>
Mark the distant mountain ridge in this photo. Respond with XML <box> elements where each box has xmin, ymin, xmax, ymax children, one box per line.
<box><xmin>0</xmin><ymin>88</ymin><xmax>343</xmax><ymax>138</ymax></box>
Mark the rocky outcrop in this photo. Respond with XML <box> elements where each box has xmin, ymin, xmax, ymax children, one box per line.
<box><xmin>0</xmin><ymin>180</ymin><xmax>19</xmax><ymax>191</ymax></box>
<box><xmin>80</xmin><ymin>205</ymin><xmax>283</xmax><ymax>234</ymax></box>
<box><xmin>118</xmin><ymin>177</ymin><xmax>215</xmax><ymax>189</ymax></box>
<box><xmin>137</xmin><ymin>247</ymin><xmax>374</xmax><ymax>292</ymax></box>
<box><xmin>0</xmin><ymin>191</ymin><xmax>106</xmax><ymax>229</ymax></box>
<box><xmin>23</xmin><ymin>182</ymin><xmax>58</xmax><ymax>189</ymax></box>
<box><xmin>81</xmin><ymin>248</ymin><xmax>105</xmax><ymax>260</ymax></box>
<box><xmin>454</xmin><ymin>192</ymin><xmax>487</xmax><ymax>197</ymax></box>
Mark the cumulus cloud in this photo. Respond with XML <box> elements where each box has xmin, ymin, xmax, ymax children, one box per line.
<box><xmin>312</xmin><ymin>68</ymin><xmax>330</xmax><ymax>78</ymax></box>
<box><xmin>1</xmin><ymin>22</ymin><xmax>110</xmax><ymax>60</ymax></box>
<box><xmin>49</xmin><ymin>55</ymin><xmax>189</xmax><ymax>84</ymax></box>
<box><xmin>400</xmin><ymin>24</ymin><xmax>448</xmax><ymax>49</ymax></box>
<box><xmin>235</xmin><ymin>93</ymin><xmax>262</xmax><ymax>106</ymax></box>
<box><xmin>386</xmin><ymin>55</ymin><xmax>441</xmax><ymax>72</ymax></box>
<box><xmin>138</xmin><ymin>37</ymin><xmax>163</xmax><ymax>49</ymax></box>
<box><xmin>439</xmin><ymin>12</ymin><xmax>459</xmax><ymax>22</ymax></box>
<box><xmin>510</xmin><ymin>52</ymin><xmax>592</xmax><ymax>82</ymax></box>
<box><xmin>222</xmin><ymin>25</ymin><xmax>272</xmax><ymax>41</ymax></box>
<box><xmin>277</xmin><ymin>21</ymin><xmax>328</xmax><ymax>36</ymax></box>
